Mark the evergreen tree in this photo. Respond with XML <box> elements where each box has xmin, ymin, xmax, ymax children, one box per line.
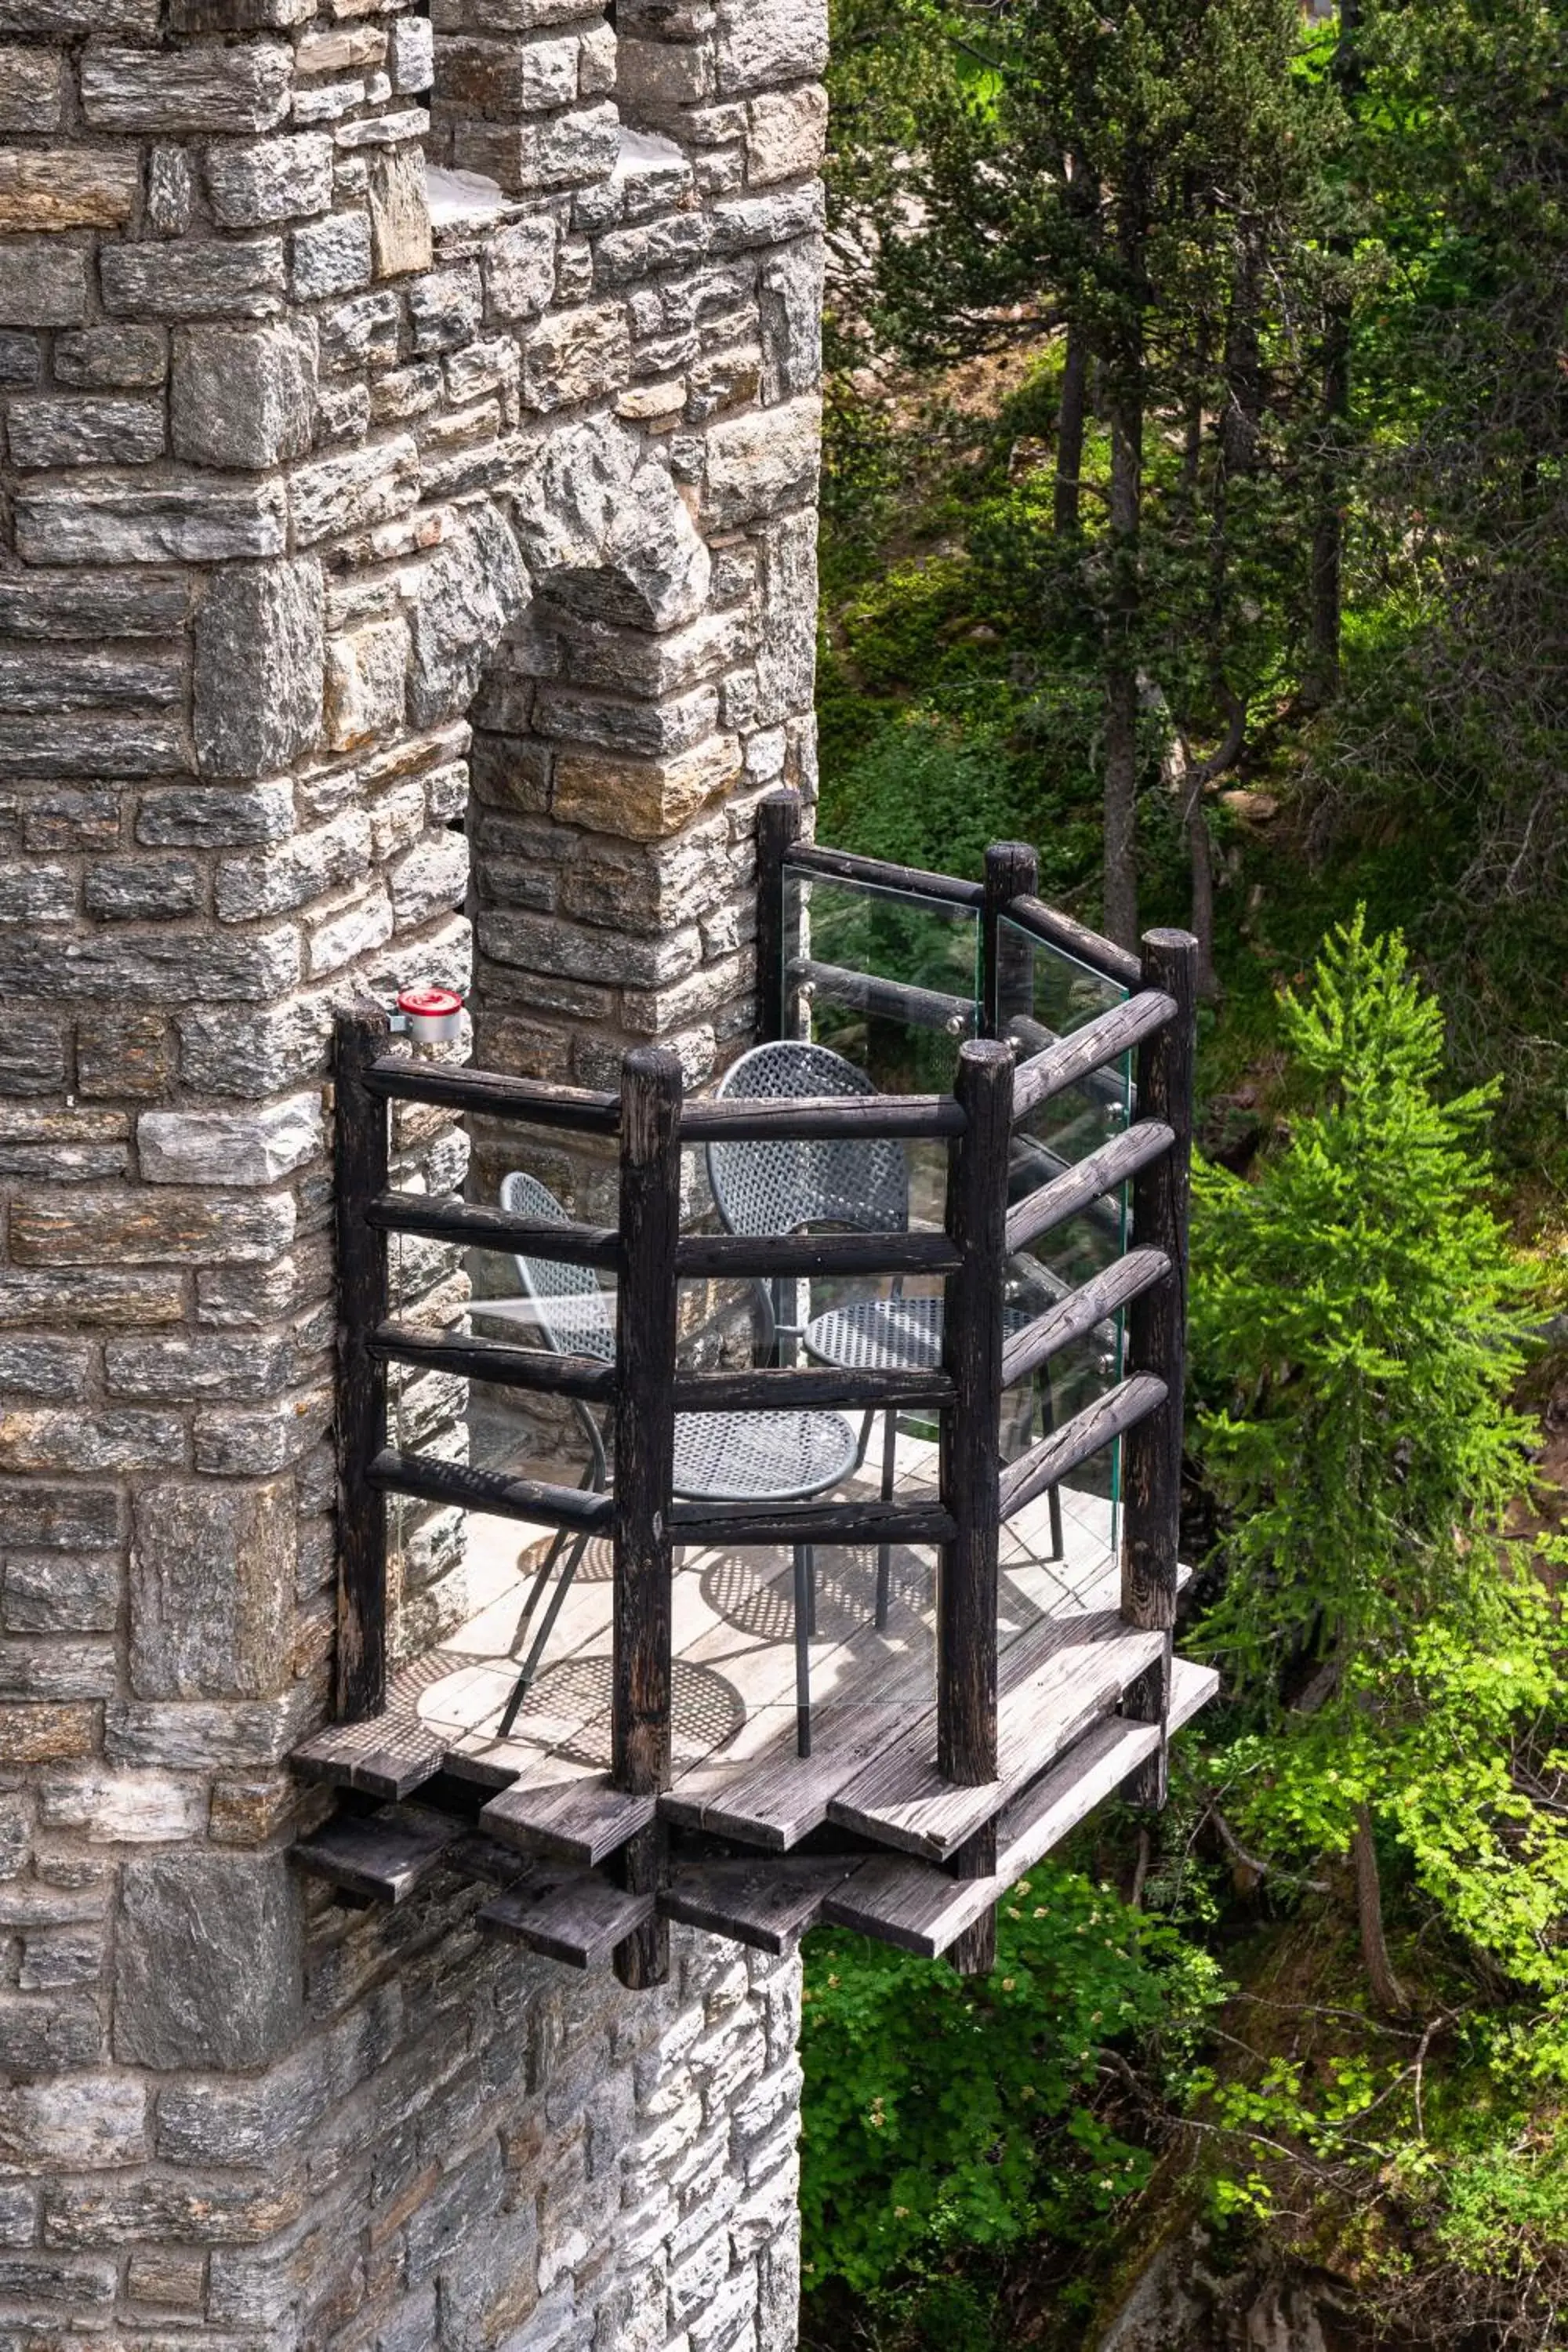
<box><xmin>1192</xmin><ymin>914</ymin><xmax>1554</xmax><ymax>2010</ymax></box>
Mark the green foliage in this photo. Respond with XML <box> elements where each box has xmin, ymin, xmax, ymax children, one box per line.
<box><xmin>799</xmin><ymin>1864</ymin><xmax>1227</xmax><ymax>2301</ymax></box>
<box><xmin>1191</xmin><ymin>909</ymin><xmax>1538</xmax><ymax>1708</ymax></box>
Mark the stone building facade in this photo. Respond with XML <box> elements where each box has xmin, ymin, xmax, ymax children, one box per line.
<box><xmin>0</xmin><ymin>0</ymin><xmax>827</xmax><ymax>2339</ymax></box>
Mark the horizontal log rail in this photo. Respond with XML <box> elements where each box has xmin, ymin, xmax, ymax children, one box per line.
<box><xmin>363</xmin><ymin>1055</ymin><xmax>620</xmax><ymax>1134</ymax></box>
<box><xmin>670</xmin><ymin>1496</ymin><xmax>957</xmax><ymax>1549</ymax></box>
<box><xmin>999</xmin><ymin>1374</ymin><xmax>1168</xmax><ymax>1523</ymax></box>
<box><xmin>368</xmin><ymin>1448</ymin><xmax>615</xmax><ymax>1537</ymax></box>
<box><xmin>1012</xmin><ymin>992</ymin><xmax>1177</xmax><ymax>1125</ymax></box>
<box><xmin>1002</xmin><ymin>893</ymin><xmax>1143</xmax><ymax>989</ymax></box>
<box><xmin>681</xmin><ymin>1091</ymin><xmax>964</xmax><ymax>1143</ymax></box>
<box><xmin>675</xmin><ymin>1230</ymin><xmax>961</xmax><ymax>1280</ymax></box>
<box><xmin>372</xmin><ymin>1321</ymin><xmax>615</xmax><ymax>1402</ymax></box>
<box><xmin>673</xmin><ymin>1364</ymin><xmax>954</xmax><ymax>1414</ymax></box>
<box><xmin>1000</xmin><ymin>1249</ymin><xmax>1171</xmax><ymax>1391</ymax></box>
<box><xmin>789</xmin><ymin>956</ymin><xmax>976</xmax><ymax>1038</ymax></box>
<box><xmin>783</xmin><ymin>840</ymin><xmax>987</xmax><ymax>910</ymax></box>
<box><xmin>1007</xmin><ymin>1012</ymin><xmax>1131</xmax><ymax>1115</ymax></box>
<box><xmin>1006</xmin><ymin>1120</ymin><xmax>1174</xmax><ymax>1254</ymax></box>
<box><xmin>366</xmin><ymin>1192</ymin><xmax>622</xmax><ymax>1270</ymax></box>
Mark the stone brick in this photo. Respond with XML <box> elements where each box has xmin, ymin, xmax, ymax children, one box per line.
<box><xmin>136</xmin><ymin>778</ymin><xmax>292</xmax><ymax>849</ymax></box>
<box><xmin>129</xmin><ymin>1476</ymin><xmax>293</xmax><ymax>1700</ymax></box>
<box><xmin>0</xmin><ymin>1412</ymin><xmax>183</xmax><ymax>1476</ymax></box>
<box><xmin>11</xmin><ymin>1188</ymin><xmax>295</xmax><ymax>1267</ymax></box>
<box><xmin>0</xmin><ymin>147</ymin><xmax>138</xmax><ymax>228</ymax></box>
<box><xmin>0</xmin><ymin>45</ymin><xmax>59</xmax><ymax>132</ymax></box>
<box><xmin>292</xmin><ymin>207</ymin><xmax>373</xmax><ymax>299</ymax></box>
<box><xmin>0</xmin><ymin>238</ymin><xmax>87</xmax><ymax>325</ymax></box>
<box><xmin>485</xmin><ymin>214</ymin><xmax>556</xmax><ymax>320</ymax></box>
<box><xmin>0</xmin><ymin>1702</ymin><xmax>98</xmax><ymax>1762</ymax></box>
<box><xmin>14</xmin><ymin>475</ymin><xmax>287</xmax><ymax>564</ymax></box>
<box><xmin>146</xmin><ymin>143</ymin><xmax>194</xmax><ymax>237</ymax></box>
<box><xmin>100</xmin><ymin>235</ymin><xmax>288</xmax><ymax>322</ymax></box>
<box><xmin>0</xmin><ymin>2247</ymin><xmax>116</xmax><ymax>2303</ymax></box>
<box><xmin>215</xmin><ymin>808</ymin><xmax>370</xmax><ymax>919</ymax></box>
<box><xmin>290</xmin><ymin>431</ymin><xmax>419</xmax><ymax>545</ymax></box>
<box><xmin>368</xmin><ymin>143</ymin><xmax>432</xmax><ymax>277</ymax></box>
<box><xmin>194</xmin><ymin>557</ymin><xmax>324</xmax><ymax>776</ymax></box>
<box><xmin>53</xmin><ymin>324</ymin><xmax>166</xmax><ymax>387</ymax></box>
<box><xmin>714</xmin><ymin>0</ymin><xmax>827</xmax><ymax>95</ymax></box>
<box><xmin>127</xmin><ymin>2248</ymin><xmax>206</xmax><ymax>2307</ymax></box>
<box><xmin>456</xmin><ymin>96</ymin><xmax>619</xmax><ymax>194</ymax></box>
<box><xmin>408</xmin><ymin>499</ymin><xmax>530</xmax><ymax>726</ymax></box>
<box><xmin>172</xmin><ymin>321</ymin><xmax>317</xmax><ymax>470</ymax></box>
<box><xmin>521</xmin><ymin>298</ymin><xmax>630</xmax><ymax>411</ymax></box>
<box><xmin>106</xmin><ymin>1331</ymin><xmax>292</xmax><ymax>1404</ymax></box>
<box><xmin>325</xmin><ymin>616</ymin><xmax>409</xmax><ymax>750</ymax></box>
<box><xmin>105</xmin><ymin>1686</ymin><xmax>316</xmax><ymax>1769</ymax></box>
<box><xmin>80</xmin><ymin>41</ymin><xmax>293</xmax><ymax>133</ymax></box>
<box><xmin>0</xmin><ymin>1994</ymin><xmax>102</xmax><ymax>2073</ymax></box>
<box><xmin>747</xmin><ymin>85</ymin><xmax>828</xmax><ymax>186</ymax></box>
<box><xmin>554</xmin><ymin>735</ymin><xmax>742</xmax><ymax>843</ymax></box>
<box><xmin>702</xmin><ymin>394</ymin><xmax>821</xmax><ymax>528</ymax></box>
<box><xmin>38</xmin><ymin>1767</ymin><xmax>207</xmax><ymax>1843</ymax></box>
<box><xmin>0</xmin><ymin>1335</ymin><xmax>90</xmax><ymax>1400</ymax></box>
<box><xmin>115</xmin><ymin>1849</ymin><xmax>301</xmax><ymax>2072</ymax></box>
<box><xmin>206</xmin><ymin>129</ymin><xmax>334</xmax><ymax>227</ymax></box>
<box><xmin>759</xmin><ymin>237</ymin><xmax>823</xmax><ymax>401</ymax></box>
<box><xmin>157</xmin><ymin>2045</ymin><xmax>326</xmax><ymax>2165</ymax></box>
<box><xmin>0</xmin><ymin>568</ymin><xmax>185</xmax><ymax>635</ymax></box>
<box><xmin>3</xmin><ymin>1555</ymin><xmax>120</xmax><ymax>1634</ymax></box>
<box><xmin>138</xmin><ymin>1092</ymin><xmax>323</xmax><ymax>1185</ymax></box>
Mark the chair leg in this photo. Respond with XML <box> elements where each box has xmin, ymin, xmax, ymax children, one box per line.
<box><xmin>806</xmin><ymin>1541</ymin><xmax>817</xmax><ymax>1639</ymax></box>
<box><xmin>497</xmin><ymin>1529</ymin><xmax>590</xmax><ymax>1741</ymax></box>
<box><xmin>875</xmin><ymin>1406</ymin><xmax>898</xmax><ymax>1630</ymax></box>
<box><xmin>793</xmin><ymin>1543</ymin><xmax>812</xmax><ymax>1758</ymax></box>
<box><xmin>508</xmin><ymin>1526</ymin><xmax>569</xmax><ymax>1657</ymax></box>
<box><xmin>1036</xmin><ymin>1368</ymin><xmax>1065</xmax><ymax>1563</ymax></box>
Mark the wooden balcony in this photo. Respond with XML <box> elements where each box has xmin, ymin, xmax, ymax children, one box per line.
<box><xmin>291</xmin><ymin>798</ymin><xmax>1214</xmax><ymax>1984</ymax></box>
<box><xmin>294</xmin><ymin>1450</ymin><xmax>1216</xmax><ymax>1967</ymax></box>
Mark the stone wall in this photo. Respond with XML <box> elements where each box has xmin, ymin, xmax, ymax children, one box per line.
<box><xmin>0</xmin><ymin>0</ymin><xmax>826</xmax><ymax>2336</ymax></box>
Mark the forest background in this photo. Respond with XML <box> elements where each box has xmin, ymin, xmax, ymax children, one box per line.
<box><xmin>794</xmin><ymin>2</ymin><xmax>1568</xmax><ymax>2346</ymax></box>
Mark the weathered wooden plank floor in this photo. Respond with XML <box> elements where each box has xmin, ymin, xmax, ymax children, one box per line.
<box><xmin>294</xmin><ymin>1438</ymin><xmax>1210</xmax><ymax>1962</ymax></box>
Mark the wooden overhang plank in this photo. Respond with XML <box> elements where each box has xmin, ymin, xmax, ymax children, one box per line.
<box><xmin>825</xmin><ymin>1612</ymin><xmax>1166</xmax><ymax>1864</ymax></box>
<box><xmin>479</xmin><ymin>1871</ymin><xmax>656</xmax><ymax>1970</ymax></box>
<box><xmin>659</xmin><ymin>1856</ymin><xmax>865</xmax><ymax>1955</ymax></box>
<box><xmin>293</xmin><ymin>1804</ymin><xmax>462</xmax><ymax>1905</ymax></box>
<box><xmin>478</xmin><ymin>1773</ymin><xmax>658</xmax><ymax>1867</ymax></box>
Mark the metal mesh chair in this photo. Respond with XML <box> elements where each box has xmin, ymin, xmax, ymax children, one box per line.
<box><xmin>492</xmin><ymin>1172</ymin><xmax>862</xmax><ymax>1756</ymax></box>
<box><xmin>707</xmin><ymin>1043</ymin><xmax>1066</xmax><ymax>1582</ymax></box>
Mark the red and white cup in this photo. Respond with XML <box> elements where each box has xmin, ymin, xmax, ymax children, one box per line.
<box><xmin>397</xmin><ymin>985</ymin><xmax>465</xmax><ymax>1044</ymax></box>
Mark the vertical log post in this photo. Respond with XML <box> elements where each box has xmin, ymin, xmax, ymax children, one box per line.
<box><xmin>982</xmin><ymin>840</ymin><xmax>1039</xmax><ymax>1044</ymax></box>
<box><xmin>754</xmin><ymin>787</ymin><xmax>804</xmax><ymax>1046</ymax></box>
<box><xmin>334</xmin><ymin>1004</ymin><xmax>392</xmax><ymax>1722</ymax></box>
<box><xmin>1120</xmin><ymin>930</ymin><xmax>1198</xmax><ymax>1806</ymax></box>
<box><xmin>940</xmin><ymin>1039</ymin><xmax>1014</xmax><ymax>1976</ymax></box>
<box><xmin>612</xmin><ymin>1046</ymin><xmax>683</xmax><ymax>1988</ymax></box>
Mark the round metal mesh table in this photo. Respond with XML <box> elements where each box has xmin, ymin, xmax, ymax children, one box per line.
<box><xmin>804</xmin><ymin>1294</ymin><xmax>946</xmax><ymax>1373</ymax></box>
<box><xmin>672</xmin><ymin>1408</ymin><xmax>861</xmax><ymax>1502</ymax></box>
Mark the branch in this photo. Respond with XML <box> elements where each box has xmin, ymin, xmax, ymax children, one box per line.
<box><xmin>1207</xmin><ymin>1806</ymin><xmax>1332</xmax><ymax>1896</ymax></box>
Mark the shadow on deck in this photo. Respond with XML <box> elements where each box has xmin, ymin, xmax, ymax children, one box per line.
<box><xmin>293</xmin><ymin>1440</ymin><xmax>1214</xmax><ymax>1967</ymax></box>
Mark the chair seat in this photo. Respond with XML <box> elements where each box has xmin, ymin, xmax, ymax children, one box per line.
<box><xmin>805</xmin><ymin>1297</ymin><xmax>1036</xmax><ymax>1374</ymax></box>
<box><xmin>672</xmin><ymin>1410</ymin><xmax>861</xmax><ymax>1503</ymax></box>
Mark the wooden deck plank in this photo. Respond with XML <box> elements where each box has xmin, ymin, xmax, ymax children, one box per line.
<box><xmin>825</xmin><ymin>1610</ymin><xmax>1165</xmax><ymax>1862</ymax></box>
<box><xmin>822</xmin><ymin>1651</ymin><xmax>1218</xmax><ymax>1955</ymax></box>
<box><xmin>477</xmin><ymin>1774</ymin><xmax>657</xmax><ymax>1867</ymax></box>
<box><xmin>479</xmin><ymin>1870</ymin><xmax>655</xmax><ymax>1969</ymax></box>
<box><xmin>659</xmin><ymin>1856</ymin><xmax>863</xmax><ymax>1955</ymax></box>
<box><xmin>293</xmin><ymin>1805</ymin><xmax>462</xmax><ymax>1904</ymax></box>
<box><xmin>292</xmin><ymin>1709</ymin><xmax>445</xmax><ymax>1802</ymax></box>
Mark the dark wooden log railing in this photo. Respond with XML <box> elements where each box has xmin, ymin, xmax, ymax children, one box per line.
<box><xmin>330</xmin><ymin>795</ymin><xmax>1196</xmax><ymax>1983</ymax></box>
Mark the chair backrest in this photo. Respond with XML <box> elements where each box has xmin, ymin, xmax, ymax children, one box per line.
<box><xmin>499</xmin><ymin>1171</ymin><xmax>615</xmax><ymax>1362</ymax></box>
<box><xmin>706</xmin><ymin>1040</ymin><xmax>909</xmax><ymax>1238</ymax></box>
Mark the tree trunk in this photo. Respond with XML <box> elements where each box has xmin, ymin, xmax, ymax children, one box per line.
<box><xmin>1303</xmin><ymin>0</ymin><xmax>1360</xmax><ymax>712</ymax></box>
<box><xmin>1352</xmin><ymin>1806</ymin><xmax>1409</xmax><ymax>2016</ymax></box>
<box><xmin>1054</xmin><ymin>323</ymin><xmax>1089</xmax><ymax>535</ymax></box>
<box><xmin>1103</xmin><ymin>387</ymin><xmax>1142</xmax><ymax>949</ymax></box>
